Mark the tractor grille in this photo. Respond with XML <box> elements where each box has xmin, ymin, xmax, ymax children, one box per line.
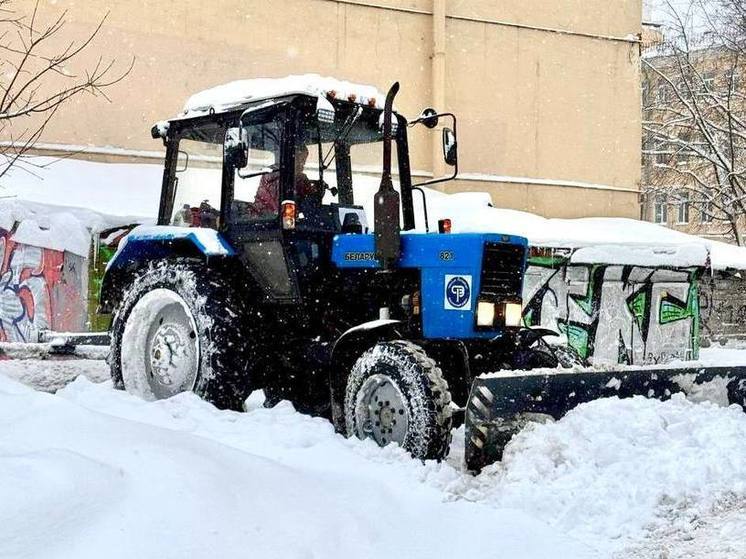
<box><xmin>480</xmin><ymin>242</ymin><xmax>525</xmax><ymax>299</ymax></box>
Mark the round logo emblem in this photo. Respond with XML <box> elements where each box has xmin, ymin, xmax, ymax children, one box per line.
<box><xmin>446</xmin><ymin>276</ymin><xmax>471</xmax><ymax>309</ymax></box>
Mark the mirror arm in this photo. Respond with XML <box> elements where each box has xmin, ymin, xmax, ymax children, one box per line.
<box><xmin>411</xmin><ymin>112</ymin><xmax>457</xmax><ymax>189</ymax></box>
<box><xmin>411</xmin><ymin>163</ymin><xmax>457</xmax><ymax>189</ymax></box>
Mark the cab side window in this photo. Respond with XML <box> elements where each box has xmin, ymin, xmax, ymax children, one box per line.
<box><xmin>171</xmin><ymin>123</ymin><xmax>225</xmax><ymax>229</ymax></box>
<box><xmin>231</xmin><ymin>118</ymin><xmax>284</xmax><ymax>223</ymax></box>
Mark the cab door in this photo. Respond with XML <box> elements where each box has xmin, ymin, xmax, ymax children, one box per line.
<box><xmin>222</xmin><ymin>105</ymin><xmax>301</xmax><ymax>304</ymax></box>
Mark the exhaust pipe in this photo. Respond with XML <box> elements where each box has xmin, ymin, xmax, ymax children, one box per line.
<box><xmin>374</xmin><ymin>82</ymin><xmax>401</xmax><ymax>269</ymax></box>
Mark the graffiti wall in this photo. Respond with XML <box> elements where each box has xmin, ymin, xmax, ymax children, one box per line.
<box><xmin>700</xmin><ymin>272</ymin><xmax>746</xmax><ymax>342</ymax></box>
<box><xmin>523</xmin><ymin>249</ymin><xmax>700</xmax><ymax>365</ymax></box>
<box><xmin>0</xmin><ymin>229</ymin><xmax>87</xmax><ymax>342</ymax></box>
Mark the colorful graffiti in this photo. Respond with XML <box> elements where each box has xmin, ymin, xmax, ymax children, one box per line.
<box><xmin>0</xmin><ymin>229</ymin><xmax>86</xmax><ymax>342</ymax></box>
<box><xmin>0</xmin><ymin>234</ymin><xmax>57</xmax><ymax>341</ymax></box>
<box><xmin>523</xmin><ymin>250</ymin><xmax>700</xmax><ymax>365</ymax></box>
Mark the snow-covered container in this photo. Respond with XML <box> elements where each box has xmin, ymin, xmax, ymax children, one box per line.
<box><xmin>0</xmin><ymin>161</ymin><xmax>152</xmax><ymax>341</ymax></box>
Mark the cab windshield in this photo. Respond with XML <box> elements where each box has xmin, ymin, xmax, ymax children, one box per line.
<box><xmin>293</xmin><ymin>104</ymin><xmax>402</xmax><ymax>231</ymax></box>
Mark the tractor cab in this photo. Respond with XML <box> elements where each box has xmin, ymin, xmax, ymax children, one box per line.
<box><xmin>150</xmin><ymin>78</ymin><xmax>458</xmax><ymax>307</ymax></box>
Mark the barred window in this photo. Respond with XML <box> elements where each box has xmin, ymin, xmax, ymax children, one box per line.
<box><xmin>654</xmin><ymin>195</ymin><xmax>668</xmax><ymax>224</ymax></box>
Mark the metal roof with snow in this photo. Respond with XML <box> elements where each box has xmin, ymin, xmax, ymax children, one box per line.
<box><xmin>180</xmin><ymin>74</ymin><xmax>388</xmax><ymax>117</ymax></box>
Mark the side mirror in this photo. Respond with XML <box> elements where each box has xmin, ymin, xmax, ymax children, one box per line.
<box><xmin>442</xmin><ymin>127</ymin><xmax>457</xmax><ymax>166</ymax></box>
<box><xmin>224</xmin><ymin>127</ymin><xmax>248</xmax><ymax>169</ymax></box>
<box><xmin>411</xmin><ymin>112</ymin><xmax>458</xmax><ymax>190</ymax></box>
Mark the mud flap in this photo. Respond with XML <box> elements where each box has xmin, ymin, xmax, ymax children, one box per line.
<box><xmin>465</xmin><ymin>365</ymin><xmax>746</xmax><ymax>473</ymax></box>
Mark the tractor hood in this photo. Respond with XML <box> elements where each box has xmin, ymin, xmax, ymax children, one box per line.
<box><xmin>332</xmin><ymin>232</ymin><xmax>528</xmax><ymax>339</ymax></box>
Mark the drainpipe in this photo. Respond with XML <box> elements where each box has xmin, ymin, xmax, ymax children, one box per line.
<box><xmin>432</xmin><ymin>0</ymin><xmax>446</xmax><ymax>181</ymax></box>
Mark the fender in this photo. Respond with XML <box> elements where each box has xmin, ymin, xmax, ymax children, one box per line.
<box><xmin>99</xmin><ymin>225</ymin><xmax>236</xmax><ymax>313</ymax></box>
<box><xmin>514</xmin><ymin>327</ymin><xmax>560</xmax><ymax>349</ymax></box>
<box><xmin>328</xmin><ymin>319</ymin><xmax>403</xmax><ymax>431</ymax></box>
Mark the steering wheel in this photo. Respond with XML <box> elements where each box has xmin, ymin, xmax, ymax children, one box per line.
<box><xmin>316</xmin><ymin>179</ymin><xmax>338</xmax><ymax>199</ymax></box>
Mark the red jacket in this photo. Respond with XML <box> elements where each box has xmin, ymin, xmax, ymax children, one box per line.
<box><xmin>251</xmin><ymin>171</ymin><xmax>315</xmax><ymax>216</ymax></box>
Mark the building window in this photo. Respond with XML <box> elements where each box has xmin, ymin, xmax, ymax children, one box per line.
<box><xmin>653</xmin><ymin>138</ymin><xmax>668</xmax><ymax>165</ymax></box>
<box><xmin>729</xmin><ymin>71</ymin><xmax>741</xmax><ymax>91</ymax></box>
<box><xmin>701</xmin><ymin>72</ymin><xmax>715</xmax><ymax>92</ymax></box>
<box><xmin>701</xmin><ymin>201</ymin><xmax>714</xmax><ymax>223</ymax></box>
<box><xmin>656</xmin><ymin>82</ymin><xmax>669</xmax><ymax>104</ymax></box>
<box><xmin>654</xmin><ymin>195</ymin><xmax>668</xmax><ymax>224</ymax></box>
<box><xmin>677</xmin><ymin>192</ymin><xmax>690</xmax><ymax>224</ymax></box>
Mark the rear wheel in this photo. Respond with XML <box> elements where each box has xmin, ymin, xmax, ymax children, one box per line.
<box><xmin>110</xmin><ymin>261</ymin><xmax>252</xmax><ymax>410</ymax></box>
<box><xmin>344</xmin><ymin>341</ymin><xmax>452</xmax><ymax>461</ymax></box>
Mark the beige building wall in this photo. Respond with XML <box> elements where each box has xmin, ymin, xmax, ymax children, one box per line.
<box><xmin>12</xmin><ymin>0</ymin><xmax>642</xmax><ymax>219</ymax></box>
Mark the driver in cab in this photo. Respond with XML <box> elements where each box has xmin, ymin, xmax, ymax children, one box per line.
<box><xmin>251</xmin><ymin>144</ymin><xmax>322</xmax><ymax>217</ymax></box>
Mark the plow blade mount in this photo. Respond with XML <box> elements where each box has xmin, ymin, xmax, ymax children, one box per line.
<box><xmin>465</xmin><ymin>365</ymin><xmax>746</xmax><ymax>472</ymax></box>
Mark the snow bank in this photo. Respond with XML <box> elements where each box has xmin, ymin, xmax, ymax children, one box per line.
<box><xmin>183</xmin><ymin>74</ymin><xmax>387</xmax><ymax>116</ymax></box>
<box><xmin>0</xmin><ymin>157</ymin><xmax>159</xmax><ymax>219</ymax></box>
<box><xmin>4</xmin><ymin>155</ymin><xmax>746</xmax><ymax>269</ymax></box>
<box><xmin>3</xmin><ymin>362</ymin><xmax>746</xmax><ymax>557</ymax></box>
<box><xmin>0</xmin><ymin>373</ymin><xmax>595</xmax><ymax>559</ymax></box>
<box><xmin>469</xmin><ymin>394</ymin><xmax>746</xmax><ymax>550</ymax></box>
<box><xmin>426</xmin><ymin>191</ymin><xmax>746</xmax><ymax>270</ymax></box>
<box><xmin>0</xmin><ymin>358</ymin><xmax>108</xmax><ymax>392</ymax></box>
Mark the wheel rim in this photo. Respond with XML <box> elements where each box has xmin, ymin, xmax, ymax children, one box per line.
<box><xmin>120</xmin><ymin>289</ymin><xmax>200</xmax><ymax>400</ymax></box>
<box><xmin>355</xmin><ymin>374</ymin><xmax>409</xmax><ymax>447</ymax></box>
<box><xmin>145</xmin><ymin>301</ymin><xmax>199</xmax><ymax>399</ymax></box>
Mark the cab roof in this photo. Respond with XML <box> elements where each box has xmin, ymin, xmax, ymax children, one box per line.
<box><xmin>181</xmin><ymin>74</ymin><xmax>387</xmax><ymax>117</ymax></box>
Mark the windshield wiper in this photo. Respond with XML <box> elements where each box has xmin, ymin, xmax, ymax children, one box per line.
<box><xmin>321</xmin><ymin>106</ymin><xmax>363</xmax><ymax>170</ymax></box>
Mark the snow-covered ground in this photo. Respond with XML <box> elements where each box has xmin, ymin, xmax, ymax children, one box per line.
<box><xmin>2</xmin><ymin>348</ymin><xmax>746</xmax><ymax>558</ymax></box>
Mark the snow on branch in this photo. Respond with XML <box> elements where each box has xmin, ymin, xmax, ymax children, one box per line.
<box><xmin>642</xmin><ymin>0</ymin><xmax>746</xmax><ymax>245</ymax></box>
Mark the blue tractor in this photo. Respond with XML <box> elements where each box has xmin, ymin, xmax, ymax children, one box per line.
<box><xmin>100</xmin><ymin>80</ymin><xmax>559</xmax><ymax>461</ymax></box>
<box><xmin>100</xmin><ymin>79</ymin><xmax>746</xmax><ymax>466</ymax></box>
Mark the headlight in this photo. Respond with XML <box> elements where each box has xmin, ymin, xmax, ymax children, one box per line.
<box><xmin>477</xmin><ymin>301</ymin><xmax>495</xmax><ymax>327</ymax></box>
<box><xmin>504</xmin><ymin>302</ymin><xmax>523</xmax><ymax>327</ymax></box>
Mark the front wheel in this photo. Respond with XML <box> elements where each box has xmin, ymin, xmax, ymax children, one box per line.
<box><xmin>110</xmin><ymin>261</ymin><xmax>252</xmax><ymax>410</ymax></box>
<box><xmin>344</xmin><ymin>341</ymin><xmax>453</xmax><ymax>461</ymax></box>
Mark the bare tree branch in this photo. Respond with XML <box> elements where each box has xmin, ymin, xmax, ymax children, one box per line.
<box><xmin>642</xmin><ymin>0</ymin><xmax>746</xmax><ymax>245</ymax></box>
<box><xmin>0</xmin><ymin>0</ymin><xmax>133</xmax><ymax>180</ymax></box>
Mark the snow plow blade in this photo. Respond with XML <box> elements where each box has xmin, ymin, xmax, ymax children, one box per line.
<box><xmin>465</xmin><ymin>365</ymin><xmax>746</xmax><ymax>472</ymax></box>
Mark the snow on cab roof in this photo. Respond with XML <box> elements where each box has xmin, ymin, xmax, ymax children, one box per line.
<box><xmin>181</xmin><ymin>74</ymin><xmax>387</xmax><ymax>116</ymax></box>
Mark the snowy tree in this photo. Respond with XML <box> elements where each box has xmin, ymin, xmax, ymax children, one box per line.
<box><xmin>0</xmin><ymin>0</ymin><xmax>131</xmax><ymax>180</ymax></box>
<box><xmin>642</xmin><ymin>0</ymin><xmax>746</xmax><ymax>244</ymax></box>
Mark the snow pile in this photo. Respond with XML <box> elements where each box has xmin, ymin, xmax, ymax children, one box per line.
<box><xmin>4</xmin><ymin>155</ymin><xmax>746</xmax><ymax>269</ymax></box>
<box><xmin>0</xmin><ymin>373</ymin><xmax>595</xmax><ymax>559</ymax></box>
<box><xmin>0</xmin><ymin>158</ymin><xmax>159</xmax><ymax>219</ymax></box>
<box><xmin>424</xmin><ymin>190</ymin><xmax>746</xmax><ymax>270</ymax></box>
<box><xmin>0</xmin><ymin>357</ymin><xmax>108</xmax><ymax>392</ymax></box>
<box><xmin>4</xmin><ymin>353</ymin><xmax>746</xmax><ymax>557</ymax></box>
<box><xmin>182</xmin><ymin>74</ymin><xmax>387</xmax><ymax>116</ymax></box>
<box><xmin>470</xmin><ymin>394</ymin><xmax>746</xmax><ymax>550</ymax></box>
<box><xmin>0</xmin><ymin>198</ymin><xmax>141</xmax><ymax>257</ymax></box>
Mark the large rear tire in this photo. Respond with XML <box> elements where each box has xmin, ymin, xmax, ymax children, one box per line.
<box><xmin>109</xmin><ymin>261</ymin><xmax>252</xmax><ymax>410</ymax></box>
<box><xmin>344</xmin><ymin>341</ymin><xmax>452</xmax><ymax>461</ymax></box>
